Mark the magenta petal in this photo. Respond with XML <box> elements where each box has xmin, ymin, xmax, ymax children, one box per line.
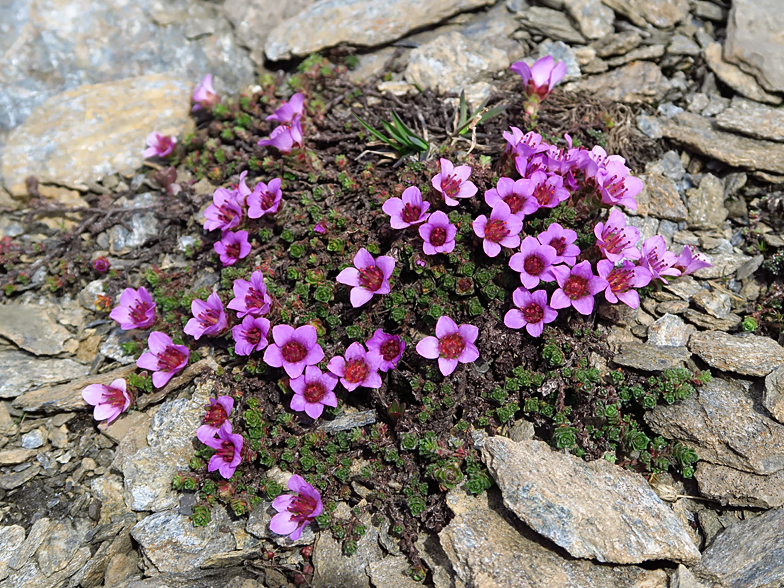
<box><xmin>504</xmin><ymin>310</ymin><xmax>526</xmax><ymax>329</ymax></box>
<box><xmin>435</xmin><ymin>316</ymin><xmax>458</xmax><ymax>338</ymax></box>
<box><xmin>270</xmin><ymin>512</ymin><xmax>299</xmax><ymax>536</ymax></box>
<box><xmin>350</xmin><ymin>287</ymin><xmax>374</xmax><ymax>308</ymax></box>
<box><xmin>550</xmin><ymin>289</ymin><xmax>571</xmax><ymax>309</ymax></box>
<box><xmin>152</xmin><ymin>370</ymin><xmax>174</xmax><ymax>388</ymax></box>
<box><xmin>459</xmin><ymin>342</ymin><xmax>479</xmax><ymax>364</ymax></box>
<box><xmin>290</xmin><ymin>393</ymin><xmax>307</xmax><ymax>413</ymax></box>
<box><xmin>304</xmin><ymin>402</ymin><xmax>324</xmax><ymax>419</ymax></box>
<box><xmin>272</xmin><ymin>324</ymin><xmax>295</xmax><ymax>347</ymax></box>
<box><xmin>81</xmin><ymin>384</ymin><xmax>106</xmax><ymax>406</ymax></box>
<box><xmin>136</xmin><ymin>352</ymin><xmax>159</xmax><ymax>371</ymax></box>
<box><xmin>572</xmin><ymin>295</ymin><xmax>595</xmax><ymax>315</ymax></box>
<box><xmin>438</xmin><ymin>358</ymin><xmax>459</xmax><ymax>376</ymax></box>
<box><xmin>336</xmin><ymin>267</ymin><xmax>361</xmax><ymax>287</ymax></box>
<box><xmin>263</xmin><ymin>344</ymin><xmax>284</xmax><ymax>368</ymax></box>
<box><xmin>94</xmin><ymin>403</ymin><xmax>119</xmax><ymax>422</ymax></box>
<box><xmin>526</xmin><ymin>321</ymin><xmax>544</xmax><ymax>338</ymax></box>
<box><xmin>416</xmin><ymin>337</ymin><xmax>440</xmax><ymax>359</ymax></box>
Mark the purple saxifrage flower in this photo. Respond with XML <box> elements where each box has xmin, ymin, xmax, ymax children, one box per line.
<box><xmin>336</xmin><ymin>248</ymin><xmax>395</xmax><ymax>308</ymax></box>
<box><xmin>509</xmin><ymin>236</ymin><xmax>557</xmax><ymax>289</ymax></box>
<box><xmin>382</xmin><ymin>186</ymin><xmax>431</xmax><ymax>229</ymax></box>
<box><xmin>232</xmin><ymin>315</ymin><xmax>270</xmax><ymax>356</ymax></box>
<box><xmin>597</xmin><ymin>259</ymin><xmax>651</xmax><ymax>309</ymax></box>
<box><xmin>472</xmin><ymin>201</ymin><xmax>523</xmax><ymax>257</ymax></box>
<box><xmin>551</xmin><ymin>261</ymin><xmax>608</xmax><ymax>315</ymax></box>
<box><xmin>504</xmin><ymin>288</ymin><xmax>558</xmax><ymax>337</ymax></box>
<box><xmin>270</xmin><ymin>474</ymin><xmax>323</xmax><ymax>541</ymax></box>
<box><xmin>596</xmin><ymin>160</ymin><xmax>642</xmax><ymax>211</ymax></box>
<box><xmin>110</xmin><ymin>287</ymin><xmax>157</xmax><ymax>330</ymax></box>
<box><xmin>82</xmin><ymin>378</ymin><xmax>132</xmax><ymax>424</ymax></box>
<box><xmin>510</xmin><ymin>55</ymin><xmax>567</xmax><ymax>100</ymax></box>
<box><xmin>416</xmin><ymin>316</ymin><xmax>479</xmax><ymax>377</ymax></box>
<box><xmin>328</xmin><ymin>342</ymin><xmax>382</xmax><ymax>391</ymax></box>
<box><xmin>673</xmin><ymin>245</ymin><xmax>712</xmax><ymax>275</ymax></box>
<box><xmin>290</xmin><ymin>366</ymin><xmax>338</xmax><ymax>419</ymax></box>
<box><xmin>214</xmin><ymin>230</ymin><xmax>251</xmax><ymax>267</ymax></box>
<box><xmin>196</xmin><ymin>395</ymin><xmax>234</xmax><ymax>444</ymax></box>
<box><xmin>639</xmin><ymin>235</ymin><xmax>681</xmax><ymax>284</ymax></box>
<box><xmin>537</xmin><ymin>223</ymin><xmax>580</xmax><ymax>266</ymax></box>
<box><xmin>431</xmin><ymin>158</ymin><xmax>477</xmax><ymax>206</ymax></box>
<box><xmin>419</xmin><ymin>211</ymin><xmax>457</xmax><ymax>256</ymax></box>
<box><xmin>136</xmin><ymin>331</ymin><xmax>189</xmax><ymax>388</ymax></box>
<box><xmin>529</xmin><ymin>170</ymin><xmax>570</xmax><ymax>208</ymax></box>
<box><xmin>247</xmin><ymin>178</ymin><xmax>283</xmax><ymax>218</ymax></box>
<box><xmin>484</xmin><ymin>177</ymin><xmax>538</xmax><ymax>221</ymax></box>
<box><xmin>192</xmin><ymin>74</ymin><xmax>220</xmax><ymax>111</ymax></box>
<box><xmin>203</xmin><ymin>421</ymin><xmax>243</xmax><ymax>479</ymax></box>
<box><xmin>93</xmin><ymin>256</ymin><xmax>110</xmax><ymax>273</ymax></box>
<box><xmin>594</xmin><ymin>209</ymin><xmax>641</xmax><ymax>262</ymax></box>
<box><xmin>143</xmin><ymin>132</ymin><xmax>177</xmax><ymax>158</ymax></box>
<box><xmin>204</xmin><ymin>188</ymin><xmax>242</xmax><ymax>232</ymax></box>
<box><xmin>365</xmin><ymin>329</ymin><xmax>405</xmax><ymax>372</ymax></box>
<box><xmin>263</xmin><ymin>324</ymin><xmax>324</xmax><ymax>378</ymax></box>
<box><xmin>227</xmin><ymin>271</ymin><xmax>272</xmax><ymax>318</ymax></box>
<box><xmin>258</xmin><ymin>94</ymin><xmax>305</xmax><ymax>155</ymax></box>
<box><xmin>184</xmin><ymin>292</ymin><xmax>228</xmax><ymax>340</ymax></box>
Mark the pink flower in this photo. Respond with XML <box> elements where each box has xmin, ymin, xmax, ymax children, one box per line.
<box><xmin>93</xmin><ymin>257</ymin><xmax>110</xmax><ymax>273</ymax></box>
<box><xmin>431</xmin><ymin>158</ymin><xmax>477</xmax><ymax>206</ymax></box>
<box><xmin>143</xmin><ymin>132</ymin><xmax>177</xmax><ymax>158</ymax></box>
<box><xmin>529</xmin><ymin>170</ymin><xmax>570</xmax><ymax>208</ymax></box>
<box><xmin>237</xmin><ymin>171</ymin><xmax>252</xmax><ymax>207</ymax></box>
<box><xmin>472</xmin><ymin>201</ymin><xmax>523</xmax><ymax>257</ymax></box>
<box><xmin>204</xmin><ymin>188</ymin><xmax>242</xmax><ymax>232</ymax></box>
<box><xmin>509</xmin><ymin>236</ymin><xmax>557</xmax><ymax>289</ymax></box>
<box><xmin>203</xmin><ymin>421</ymin><xmax>243</xmax><ymax>479</ymax></box>
<box><xmin>673</xmin><ymin>245</ymin><xmax>712</xmax><ymax>275</ymax></box>
<box><xmin>110</xmin><ymin>287</ymin><xmax>157</xmax><ymax>330</ymax></box>
<box><xmin>484</xmin><ymin>177</ymin><xmax>539</xmax><ymax>221</ymax></box>
<box><xmin>594</xmin><ymin>209</ymin><xmax>641</xmax><ymax>263</ymax></box>
<box><xmin>382</xmin><ymin>186</ymin><xmax>431</xmax><ymax>229</ymax></box>
<box><xmin>596</xmin><ymin>160</ymin><xmax>642</xmax><ymax>211</ymax></box>
<box><xmin>365</xmin><ymin>329</ymin><xmax>405</xmax><ymax>372</ymax></box>
<box><xmin>184</xmin><ymin>293</ymin><xmax>228</xmax><ymax>340</ymax></box>
<box><xmin>263</xmin><ymin>324</ymin><xmax>324</xmax><ymax>378</ymax></box>
<box><xmin>639</xmin><ymin>236</ymin><xmax>680</xmax><ymax>284</ymax></box>
<box><xmin>576</xmin><ymin>145</ymin><xmax>624</xmax><ymax>180</ymax></box>
<box><xmin>419</xmin><ymin>211</ymin><xmax>457</xmax><ymax>256</ymax></box>
<box><xmin>192</xmin><ymin>74</ymin><xmax>220</xmax><ymax>111</ymax></box>
<box><xmin>504</xmin><ymin>288</ymin><xmax>558</xmax><ymax>337</ymax></box>
<box><xmin>232</xmin><ymin>315</ymin><xmax>270</xmax><ymax>356</ymax></box>
<box><xmin>267</xmin><ymin>93</ymin><xmax>305</xmax><ymax>124</ymax></box>
<box><xmin>597</xmin><ymin>260</ymin><xmax>651</xmax><ymax>309</ymax></box>
<box><xmin>270</xmin><ymin>474</ymin><xmax>323</xmax><ymax>541</ymax></box>
<box><xmin>416</xmin><ymin>316</ymin><xmax>479</xmax><ymax>377</ymax></box>
<box><xmin>328</xmin><ymin>342</ymin><xmax>383</xmax><ymax>391</ymax></box>
<box><xmin>136</xmin><ymin>331</ymin><xmax>189</xmax><ymax>388</ymax></box>
<box><xmin>81</xmin><ymin>379</ymin><xmax>131</xmax><ymax>424</ymax></box>
<box><xmin>247</xmin><ymin>178</ymin><xmax>283</xmax><ymax>218</ymax></box>
<box><xmin>336</xmin><ymin>248</ymin><xmax>395</xmax><ymax>308</ymax></box>
<box><xmin>258</xmin><ymin>94</ymin><xmax>305</xmax><ymax>155</ymax></box>
<box><xmin>196</xmin><ymin>396</ymin><xmax>234</xmax><ymax>444</ymax></box>
<box><xmin>551</xmin><ymin>261</ymin><xmax>608</xmax><ymax>315</ymax></box>
<box><xmin>290</xmin><ymin>366</ymin><xmax>338</xmax><ymax>419</ymax></box>
<box><xmin>214</xmin><ymin>230</ymin><xmax>251</xmax><ymax>266</ymax></box>
<box><xmin>503</xmin><ymin>127</ymin><xmax>547</xmax><ymax>159</ymax></box>
<box><xmin>537</xmin><ymin>223</ymin><xmax>580</xmax><ymax>266</ymax></box>
<box><xmin>227</xmin><ymin>271</ymin><xmax>272</xmax><ymax>318</ymax></box>
<box><xmin>511</xmin><ymin>56</ymin><xmax>567</xmax><ymax>100</ymax></box>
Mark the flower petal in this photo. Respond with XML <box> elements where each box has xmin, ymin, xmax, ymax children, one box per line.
<box><xmin>416</xmin><ymin>337</ymin><xmax>440</xmax><ymax>359</ymax></box>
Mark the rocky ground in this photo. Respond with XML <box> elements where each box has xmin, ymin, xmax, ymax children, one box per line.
<box><xmin>2</xmin><ymin>0</ymin><xmax>784</xmax><ymax>587</ymax></box>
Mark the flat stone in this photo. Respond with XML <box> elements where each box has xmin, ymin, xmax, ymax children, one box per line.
<box><xmin>7</xmin><ymin>517</ymin><xmax>51</xmax><ymax>570</ymax></box>
<box><xmin>691</xmin><ymin>288</ymin><xmax>731</xmax><ymax>319</ymax></box>
<box><xmin>695</xmin><ymin>462</ymin><xmax>784</xmax><ymax>509</ymax></box>
<box><xmin>636</xmin><ymin>114</ymin><xmax>662</xmax><ymax>139</ymax></box>
<box><xmin>564</xmin><ymin>61</ymin><xmax>671</xmax><ymax>104</ymax></box>
<box><xmin>715</xmin><ymin>96</ymin><xmax>784</xmax><ymax>143</ymax></box>
<box><xmin>764</xmin><ymin>366</ymin><xmax>784</xmax><ymax>424</ymax></box>
<box><xmin>0</xmin><ymin>525</ymin><xmax>25</xmax><ymax>581</ymax></box>
<box><xmin>667</xmin><ymin>34</ymin><xmax>700</xmax><ymax>56</ymax></box>
<box><xmin>724</xmin><ymin>0</ymin><xmax>784</xmax><ymax>93</ymax></box>
<box><xmin>629</xmin><ymin>0</ymin><xmax>689</xmax><ymax>28</ymax></box>
<box><xmin>613</xmin><ymin>342</ymin><xmax>691</xmax><ymax>371</ymax></box>
<box><xmin>606</xmin><ymin>44</ymin><xmax>665</xmax><ymax>68</ymax></box>
<box><xmin>0</xmin><ymin>464</ymin><xmax>41</xmax><ymax>490</ymax></box>
<box><xmin>689</xmin><ymin>331</ymin><xmax>784</xmax><ymax>377</ymax></box>
<box><xmin>368</xmin><ymin>556</ymin><xmax>422</xmax><ymax>588</ymax></box>
<box><xmin>693</xmin><ymin>507</ymin><xmax>784</xmax><ymax>587</ymax></box>
<box><xmin>21</xmin><ymin>428</ymin><xmax>46</xmax><ymax>449</ymax></box>
<box><xmin>593</xmin><ymin>31</ymin><xmax>642</xmax><ymax>58</ymax></box>
<box><xmin>317</xmin><ymin>409</ymin><xmax>377</xmax><ymax>434</ymax></box>
<box><xmin>481</xmin><ymin>437</ymin><xmax>700</xmax><ymax>565</ymax></box>
<box><xmin>561</xmin><ymin>0</ymin><xmax>614</xmax><ymax>40</ymax></box>
<box><xmin>36</xmin><ymin>521</ymin><xmax>81</xmax><ymax>576</ymax></box>
<box><xmin>659</xmin><ymin>111</ymin><xmax>784</xmax><ymax>175</ymax></box>
<box><xmin>600</xmin><ymin>0</ymin><xmax>647</xmax><ymax>27</ymax></box>
<box><xmin>461</xmin><ymin>3</ymin><xmax>524</xmax><ymax>60</ymax></box>
<box><xmin>645</xmin><ymin>378</ymin><xmax>784</xmax><ymax>475</ymax></box>
<box><xmin>640</xmin><ymin>173</ymin><xmax>688</xmax><ymax>221</ymax></box>
<box><xmin>264</xmin><ymin>0</ymin><xmax>493</xmax><ymax>61</ymax></box>
<box><xmin>703</xmin><ymin>43</ymin><xmax>782</xmax><ymax>106</ymax></box>
<box><xmin>0</xmin><ymin>303</ymin><xmax>74</xmax><ymax>355</ymax></box>
<box><xmin>518</xmin><ymin>7</ymin><xmax>586</xmax><ymax>44</ymax></box>
<box><xmin>687</xmin><ymin>173</ymin><xmax>727</xmax><ymax>229</ymax></box>
<box><xmin>100</xmin><ymin>327</ymin><xmax>141</xmax><ymax>365</ymax></box>
<box><xmin>3</xmin><ymin>74</ymin><xmax>192</xmax><ymax>196</ymax></box>
<box><xmin>682</xmin><ymin>309</ymin><xmax>742</xmax><ymax>331</ymax></box>
<box><xmin>647</xmin><ymin>314</ymin><xmax>695</xmax><ymax>347</ymax></box>
<box><xmin>0</xmin><ymin>448</ymin><xmax>38</xmax><ymax>465</ymax></box>
<box><xmin>313</xmin><ymin>515</ymin><xmax>383</xmax><ymax>588</ymax></box>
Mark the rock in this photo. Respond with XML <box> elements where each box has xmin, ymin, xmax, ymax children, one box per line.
<box><xmin>564</xmin><ymin>61</ymin><xmax>671</xmax><ymax>104</ymax></box>
<box><xmin>3</xmin><ymin>74</ymin><xmax>192</xmax><ymax>196</ymax></box>
<box><xmin>671</xmin><ymin>564</ymin><xmax>711</xmax><ymax>588</ymax></box>
<box><xmin>593</xmin><ymin>31</ymin><xmax>642</xmax><ymax>58</ymax></box>
<box><xmin>764</xmin><ymin>366</ymin><xmax>784</xmax><ymax>426</ymax></box>
<box><xmin>686</xmin><ymin>173</ymin><xmax>727</xmax><ymax>229</ymax></box>
<box><xmin>734</xmin><ymin>253</ymin><xmax>764</xmax><ymax>281</ymax></box>
<box><xmin>613</xmin><ymin>342</ymin><xmax>691</xmax><ymax>371</ymax></box>
<box><xmin>724</xmin><ymin>0</ymin><xmax>784</xmax><ymax>94</ymax></box>
<box><xmin>703</xmin><ymin>43</ymin><xmax>782</xmax><ymax>106</ymax></box>
<box><xmin>21</xmin><ymin>428</ymin><xmax>46</xmax><ymax>449</ymax></box>
<box><xmin>0</xmin><ymin>303</ymin><xmax>74</xmax><ymax>355</ymax></box>
<box><xmin>668</xmin><ymin>34</ymin><xmax>701</xmax><ymax>56</ymax></box>
<box><xmin>518</xmin><ymin>7</ymin><xmax>586</xmax><ymax>44</ymax></box>
<box><xmin>0</xmin><ymin>525</ymin><xmax>25</xmax><ymax>580</ymax></box>
<box><xmin>606</xmin><ymin>44</ymin><xmax>665</xmax><ymax>68</ymax></box>
<box><xmin>0</xmin><ymin>448</ymin><xmax>38</xmax><ymax>465</ymax></box>
<box><xmin>368</xmin><ymin>556</ymin><xmax>422</xmax><ymax>588</ymax></box>
<box><xmin>682</xmin><ymin>309</ymin><xmax>742</xmax><ymax>331</ymax></box>
<box><xmin>461</xmin><ymin>3</ymin><xmax>524</xmax><ymax>60</ymax></box>
<box><xmin>0</xmin><ymin>401</ymin><xmax>12</xmax><ymax>433</ymax></box>
<box><xmin>36</xmin><ymin>521</ymin><xmax>81</xmax><ymax>576</ymax></box>
<box><xmin>100</xmin><ymin>327</ymin><xmax>141</xmax><ymax>365</ymax></box>
<box><xmin>7</xmin><ymin>518</ymin><xmax>51</xmax><ymax>571</ymax></box>
<box><xmin>640</xmin><ymin>173</ymin><xmax>688</xmax><ymax>221</ymax></box>
<box><xmin>264</xmin><ymin>0</ymin><xmax>494</xmax><ymax>61</ymax></box>
<box><xmin>439</xmin><ymin>487</ymin><xmax>669</xmax><ymax>587</ymax></box>
<box><xmin>481</xmin><ymin>437</ymin><xmax>700</xmax><ymax>564</ymax></box>
<box><xmin>715</xmin><ymin>96</ymin><xmax>784</xmax><ymax>143</ymax></box>
<box><xmin>659</xmin><ymin>111</ymin><xmax>784</xmax><ymax>175</ymax></box>
<box><xmin>689</xmin><ymin>331</ymin><xmax>784</xmax><ymax>377</ymax></box>
<box><xmin>561</xmin><ymin>0</ymin><xmax>614</xmax><ymax>40</ymax></box>
<box><xmin>695</xmin><ymin>462</ymin><xmax>784</xmax><ymax>509</ymax></box>
<box><xmin>628</xmin><ymin>0</ymin><xmax>689</xmax><ymax>28</ymax></box>
<box><xmin>312</xmin><ymin>515</ymin><xmax>383</xmax><ymax>588</ymax></box>
<box><xmin>109</xmin><ymin>201</ymin><xmax>161</xmax><ymax>256</ymax></box>
<box><xmin>404</xmin><ymin>32</ymin><xmax>508</xmax><ymax>94</ymax></box>
<box><xmin>12</xmin><ymin>365</ymin><xmax>136</xmax><ymax>413</ymax></box>
<box><xmin>645</xmin><ymin>378</ymin><xmax>784</xmax><ymax>475</ymax></box>
<box><xmin>691</xmin><ymin>288</ymin><xmax>731</xmax><ymax>319</ymax></box>
<box><xmin>317</xmin><ymin>409</ymin><xmax>377</xmax><ymax>433</ymax></box>
<box><xmin>636</xmin><ymin>114</ymin><xmax>662</xmax><ymax>139</ymax></box>
<box><xmin>693</xmin><ymin>507</ymin><xmax>784</xmax><ymax>587</ymax></box>
<box><xmin>0</xmin><ymin>464</ymin><xmax>41</xmax><ymax>490</ymax></box>
<box><xmin>600</xmin><ymin>0</ymin><xmax>647</xmax><ymax>27</ymax></box>
<box><xmin>538</xmin><ymin>41</ymin><xmax>581</xmax><ymax>82</ymax></box>
<box><xmin>647</xmin><ymin>314</ymin><xmax>695</xmax><ymax>347</ymax></box>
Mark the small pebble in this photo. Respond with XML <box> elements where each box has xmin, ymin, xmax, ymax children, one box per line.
<box><xmin>21</xmin><ymin>428</ymin><xmax>47</xmax><ymax>449</ymax></box>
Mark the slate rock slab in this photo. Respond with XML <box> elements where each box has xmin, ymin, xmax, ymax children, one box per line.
<box><xmin>689</xmin><ymin>331</ymin><xmax>784</xmax><ymax>377</ymax></box>
<box><xmin>0</xmin><ymin>303</ymin><xmax>74</xmax><ymax>355</ymax></box>
<box><xmin>613</xmin><ymin>342</ymin><xmax>691</xmax><ymax>371</ymax></box>
<box><xmin>647</xmin><ymin>314</ymin><xmax>695</xmax><ymax>347</ymax></box>
<box><xmin>0</xmin><ymin>350</ymin><xmax>89</xmax><ymax>398</ymax></box>
<box><xmin>564</xmin><ymin>62</ymin><xmax>671</xmax><ymax>104</ymax></box>
<box><xmin>686</xmin><ymin>173</ymin><xmax>727</xmax><ymax>229</ymax></box>
<box><xmin>716</xmin><ymin>96</ymin><xmax>784</xmax><ymax>143</ymax></box>
<box><xmin>764</xmin><ymin>366</ymin><xmax>784</xmax><ymax>424</ymax></box>
<box><xmin>640</xmin><ymin>173</ymin><xmax>688</xmax><ymax>221</ymax></box>
<box><xmin>724</xmin><ymin>0</ymin><xmax>784</xmax><ymax>93</ymax></box>
<box><xmin>695</xmin><ymin>462</ymin><xmax>784</xmax><ymax>509</ymax></box>
<box><xmin>312</xmin><ymin>514</ymin><xmax>383</xmax><ymax>588</ymax></box>
<box><xmin>481</xmin><ymin>437</ymin><xmax>700</xmax><ymax>565</ymax></box>
<box><xmin>703</xmin><ymin>43</ymin><xmax>781</xmax><ymax>106</ymax></box>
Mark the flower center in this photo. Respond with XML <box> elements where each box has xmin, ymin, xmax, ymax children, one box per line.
<box><xmin>130</xmin><ymin>301</ymin><xmax>151</xmax><ymax>324</ymax></box>
<box><xmin>602</xmin><ymin>229</ymin><xmax>632</xmax><ymax>255</ymax></box>
<box><xmin>439</xmin><ymin>333</ymin><xmax>465</xmax><ymax>360</ymax></box>
<box><xmin>563</xmin><ymin>275</ymin><xmax>589</xmax><ymax>300</ymax></box>
<box><xmin>289</xmin><ymin>493</ymin><xmax>318</xmax><ymax>520</ymax></box>
<box><xmin>607</xmin><ymin>268</ymin><xmax>632</xmax><ymax>293</ymax></box>
<box><xmin>504</xmin><ymin>194</ymin><xmax>523</xmax><ymax>215</ymax></box>
<box><xmin>533</xmin><ymin>183</ymin><xmax>555</xmax><ymax>206</ymax></box>
<box><xmin>401</xmin><ymin>203</ymin><xmax>421</xmax><ymax>224</ymax></box>
<box><xmin>522</xmin><ymin>302</ymin><xmax>544</xmax><ymax>324</ymax></box>
<box><xmin>245</xmin><ymin>287</ymin><xmax>268</xmax><ymax>312</ymax></box>
<box><xmin>344</xmin><ymin>359</ymin><xmax>370</xmax><ymax>384</ymax></box>
<box><xmin>158</xmin><ymin>345</ymin><xmax>186</xmax><ymax>372</ymax></box>
<box><xmin>225</xmin><ymin>242</ymin><xmax>240</xmax><ymax>259</ymax></box>
<box><xmin>218</xmin><ymin>204</ymin><xmax>237</xmax><ymax>224</ymax></box>
<box><xmin>549</xmin><ymin>237</ymin><xmax>566</xmax><ymax>256</ymax></box>
<box><xmin>245</xmin><ymin>327</ymin><xmax>262</xmax><ymax>346</ymax></box>
<box><xmin>304</xmin><ymin>382</ymin><xmax>327</xmax><ymax>403</ymax></box>
<box><xmin>281</xmin><ymin>341</ymin><xmax>307</xmax><ymax>363</ymax></box>
<box><xmin>380</xmin><ymin>339</ymin><xmax>401</xmax><ymax>362</ymax></box>
<box><xmin>217</xmin><ymin>440</ymin><xmax>235</xmax><ymax>463</ymax></box>
<box><xmin>199</xmin><ymin>308</ymin><xmax>221</xmax><ymax>327</ymax></box>
<box><xmin>441</xmin><ymin>175</ymin><xmax>461</xmax><ymax>199</ymax></box>
<box><xmin>104</xmin><ymin>386</ymin><xmax>127</xmax><ymax>409</ymax></box>
<box><xmin>523</xmin><ymin>254</ymin><xmax>545</xmax><ymax>276</ymax></box>
<box><xmin>484</xmin><ymin>219</ymin><xmax>509</xmax><ymax>243</ymax></box>
<box><xmin>358</xmin><ymin>265</ymin><xmax>384</xmax><ymax>291</ymax></box>
<box><xmin>203</xmin><ymin>403</ymin><xmax>228</xmax><ymax>426</ymax></box>
<box><xmin>261</xmin><ymin>190</ymin><xmax>276</xmax><ymax>210</ymax></box>
<box><xmin>430</xmin><ymin>227</ymin><xmax>447</xmax><ymax>247</ymax></box>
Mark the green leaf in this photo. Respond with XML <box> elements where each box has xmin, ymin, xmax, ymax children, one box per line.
<box><xmin>458</xmin><ymin>90</ymin><xmax>468</xmax><ymax>128</ymax></box>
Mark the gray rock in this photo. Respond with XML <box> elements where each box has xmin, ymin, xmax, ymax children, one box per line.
<box><xmin>100</xmin><ymin>327</ymin><xmax>140</xmax><ymax>365</ymax></box>
<box><xmin>264</xmin><ymin>0</ymin><xmax>494</xmax><ymax>61</ymax></box>
<box><xmin>0</xmin><ymin>464</ymin><xmax>41</xmax><ymax>490</ymax></box>
<box><xmin>661</xmin><ymin>150</ymin><xmax>687</xmax><ymax>181</ymax></box>
<box><xmin>622</xmin><ymin>213</ymin><xmax>659</xmax><ymax>248</ymax></box>
<box><xmin>716</xmin><ymin>96</ymin><xmax>784</xmax><ymax>143</ymax></box>
<box><xmin>647</xmin><ymin>314</ymin><xmax>695</xmax><ymax>347</ymax></box>
<box><xmin>659</xmin><ymin>111</ymin><xmax>784</xmax><ymax>175</ymax></box>
<box><xmin>724</xmin><ymin>0</ymin><xmax>784</xmax><ymax>93</ymax></box>
<box><xmin>668</xmin><ymin>34</ymin><xmax>701</xmax><ymax>56</ymax></box>
<box><xmin>692</xmin><ymin>1</ymin><xmax>724</xmax><ymax>21</ymax></box>
<box><xmin>560</xmin><ymin>0</ymin><xmax>614</xmax><ymax>40</ymax></box>
<box><xmin>481</xmin><ymin>437</ymin><xmax>700</xmax><ymax>565</ymax></box>
<box><xmin>636</xmin><ymin>114</ymin><xmax>662</xmax><ymax>139</ymax></box>
<box><xmin>312</xmin><ymin>514</ymin><xmax>383</xmax><ymax>588</ymax></box>
<box><xmin>606</xmin><ymin>44</ymin><xmax>665</xmax><ymax>68</ymax></box>
<box><xmin>36</xmin><ymin>521</ymin><xmax>81</xmax><ymax>576</ymax></box>
<box><xmin>110</xmin><ymin>211</ymin><xmax>160</xmax><ymax>256</ymax></box>
<box><xmin>317</xmin><ymin>409</ymin><xmax>377</xmax><ymax>433</ymax></box>
<box><xmin>687</xmin><ymin>173</ymin><xmax>727</xmax><ymax>229</ymax></box>
<box><xmin>703</xmin><ymin>43</ymin><xmax>782</xmax><ymax>106</ymax></box>
<box><xmin>645</xmin><ymin>378</ymin><xmax>784</xmax><ymax>475</ymax></box>
<box><xmin>694</xmin><ymin>507</ymin><xmax>784</xmax><ymax>588</ymax></box>
<box><xmin>462</xmin><ymin>3</ymin><xmax>524</xmax><ymax>60</ymax></box>
<box><xmin>655</xmin><ymin>299</ymin><xmax>689</xmax><ymax>314</ymax></box>
<box><xmin>734</xmin><ymin>253</ymin><xmax>764</xmax><ymax>281</ymax></box>
<box><xmin>665</xmin><ymin>275</ymin><xmax>703</xmax><ymax>300</ymax></box>
<box><xmin>682</xmin><ymin>309</ymin><xmax>742</xmax><ymax>331</ymax></box>
<box><xmin>7</xmin><ymin>518</ymin><xmax>51</xmax><ymax>571</ymax></box>
<box><xmin>629</xmin><ymin>0</ymin><xmax>690</xmax><ymax>28</ymax></box>
<box><xmin>765</xmin><ymin>366</ymin><xmax>784</xmax><ymax>424</ymax></box>
<box><xmin>564</xmin><ymin>61</ymin><xmax>671</xmax><ymax>104</ymax></box>
<box><xmin>695</xmin><ymin>462</ymin><xmax>784</xmax><ymax>509</ymax></box>
<box><xmin>689</xmin><ymin>331</ymin><xmax>784</xmax><ymax>377</ymax></box>
<box><xmin>0</xmin><ymin>303</ymin><xmax>74</xmax><ymax>355</ymax></box>
<box><xmin>691</xmin><ymin>288</ymin><xmax>731</xmax><ymax>319</ymax></box>
<box><xmin>701</xmin><ymin>94</ymin><xmax>729</xmax><ymax>117</ymax></box>
<box><xmin>20</xmin><ymin>428</ymin><xmax>46</xmax><ymax>449</ymax></box>
<box><xmin>613</xmin><ymin>342</ymin><xmax>691</xmax><ymax>371</ymax></box>
<box><xmin>518</xmin><ymin>6</ymin><xmax>586</xmax><ymax>44</ymax></box>
<box><xmin>600</xmin><ymin>0</ymin><xmax>647</xmax><ymax>27</ymax></box>
<box><xmin>641</xmin><ymin>173</ymin><xmax>688</xmax><ymax>221</ymax></box>
<box><xmin>593</xmin><ymin>31</ymin><xmax>642</xmax><ymax>58</ymax></box>
<box><xmin>538</xmin><ymin>41</ymin><xmax>581</xmax><ymax>82</ymax></box>
<box><xmin>368</xmin><ymin>556</ymin><xmax>423</xmax><ymax>588</ymax></box>
<box><xmin>670</xmin><ymin>564</ymin><xmax>711</xmax><ymax>588</ymax></box>
<box><xmin>0</xmin><ymin>525</ymin><xmax>25</xmax><ymax>581</ymax></box>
